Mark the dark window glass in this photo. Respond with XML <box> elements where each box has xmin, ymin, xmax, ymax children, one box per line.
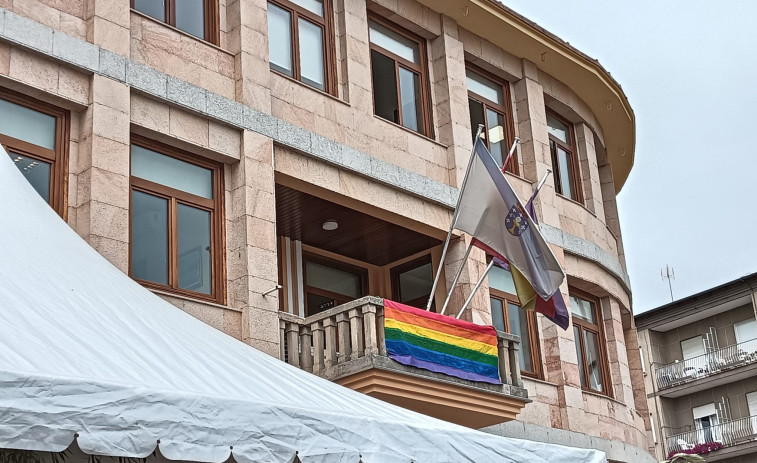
<box><xmin>176</xmin><ymin>0</ymin><xmax>205</xmax><ymax>39</ymax></box>
<box><xmin>490</xmin><ymin>298</ymin><xmax>505</xmax><ymax>332</ymax></box>
<box><xmin>267</xmin><ymin>0</ymin><xmax>332</xmax><ymax>93</ymax></box>
<box><xmin>391</xmin><ymin>256</ymin><xmax>433</xmax><ymax>309</ymax></box>
<box><xmin>129</xmin><ymin>138</ymin><xmax>223</xmax><ymax>302</ymax></box>
<box><xmin>134</xmin><ymin>0</ymin><xmax>166</xmax><ymax>21</ymax></box>
<box><xmin>466</xmin><ymin>67</ymin><xmax>515</xmax><ymax>173</ymax></box>
<box><xmin>570</xmin><ymin>291</ymin><xmax>608</xmax><ymax>394</ymax></box>
<box><xmin>131</xmin><ymin>190</ymin><xmax>169</xmax><ymax>285</ymax></box>
<box><xmin>177</xmin><ymin>204</ymin><xmax>212</xmax><ymax>294</ymax></box>
<box><xmin>369</xmin><ymin>18</ymin><xmax>429</xmax><ymax>135</ymax></box>
<box><xmin>547</xmin><ymin>110</ymin><xmax>581</xmax><ymax>201</ymax></box>
<box><xmin>508</xmin><ymin>301</ymin><xmax>533</xmax><ymax>372</ymax></box>
<box><xmin>8</xmin><ymin>152</ymin><xmax>51</xmax><ymax>202</ymax></box>
<box><xmin>304</xmin><ymin>257</ymin><xmax>365</xmax><ymax>315</ymax></box>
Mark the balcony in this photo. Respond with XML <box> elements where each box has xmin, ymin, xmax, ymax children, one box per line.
<box><xmin>654</xmin><ymin>339</ymin><xmax>757</xmax><ymax>397</ymax></box>
<box><xmin>278</xmin><ymin>296</ymin><xmax>530</xmax><ymax>428</ymax></box>
<box><xmin>666</xmin><ymin>415</ymin><xmax>757</xmax><ymax>461</ymax></box>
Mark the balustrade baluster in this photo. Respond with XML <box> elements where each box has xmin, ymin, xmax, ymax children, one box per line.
<box><xmin>285</xmin><ymin>323</ymin><xmax>300</xmax><ymax>368</ymax></box>
<box><xmin>299</xmin><ymin>325</ymin><xmax>313</xmax><ymax>372</ymax></box>
<box><xmin>348</xmin><ymin>308</ymin><xmax>364</xmax><ymax>360</ymax></box>
<box><xmin>336</xmin><ymin>312</ymin><xmax>351</xmax><ymax>363</ymax></box>
<box><xmin>312</xmin><ymin>321</ymin><xmax>324</xmax><ymax>374</ymax></box>
<box><xmin>362</xmin><ymin>304</ymin><xmax>379</xmax><ymax>356</ymax></box>
<box><xmin>324</xmin><ymin>317</ymin><xmax>338</xmax><ymax>368</ymax></box>
<box><xmin>497</xmin><ymin>335</ymin><xmax>512</xmax><ymax>385</ymax></box>
<box><xmin>509</xmin><ymin>339</ymin><xmax>522</xmax><ymax>387</ymax></box>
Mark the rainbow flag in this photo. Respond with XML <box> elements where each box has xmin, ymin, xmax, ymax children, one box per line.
<box><xmin>383</xmin><ymin>300</ymin><xmax>501</xmax><ymax>384</ymax></box>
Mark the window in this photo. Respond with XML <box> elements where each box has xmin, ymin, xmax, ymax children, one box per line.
<box><xmin>681</xmin><ymin>336</ymin><xmax>705</xmax><ymax>361</ymax></box>
<box><xmin>692</xmin><ymin>403</ymin><xmax>721</xmax><ymax>444</ymax></box>
<box><xmin>303</xmin><ymin>254</ymin><xmax>366</xmax><ymax>316</ymax></box>
<box><xmin>267</xmin><ymin>0</ymin><xmax>335</xmax><ymax>93</ymax></box>
<box><xmin>0</xmin><ymin>88</ymin><xmax>69</xmax><ymax>216</ymax></box>
<box><xmin>570</xmin><ymin>290</ymin><xmax>609</xmax><ymax>394</ymax></box>
<box><xmin>369</xmin><ymin>17</ymin><xmax>431</xmax><ymax>136</ymax></box>
<box><xmin>466</xmin><ymin>67</ymin><xmax>516</xmax><ymax>174</ymax></box>
<box><xmin>488</xmin><ymin>264</ymin><xmax>541</xmax><ymax>377</ymax></box>
<box><xmin>131</xmin><ymin>0</ymin><xmax>219</xmax><ymax>43</ymax></box>
<box><xmin>734</xmin><ymin>318</ymin><xmax>757</xmax><ymax>344</ymax></box>
<box><xmin>547</xmin><ymin>110</ymin><xmax>582</xmax><ymax>202</ymax></box>
<box><xmin>129</xmin><ymin>137</ymin><xmax>224</xmax><ymax>302</ymax></box>
<box><xmin>391</xmin><ymin>255</ymin><xmax>433</xmax><ymax>309</ymax></box>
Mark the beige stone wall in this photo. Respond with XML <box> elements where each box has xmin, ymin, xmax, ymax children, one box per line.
<box><xmin>0</xmin><ymin>0</ymin><xmax>646</xmax><ymax>454</ymax></box>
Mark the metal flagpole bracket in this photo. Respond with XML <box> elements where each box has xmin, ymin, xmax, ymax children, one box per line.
<box><xmin>262</xmin><ymin>285</ymin><xmax>283</xmax><ymax>297</ymax></box>
<box><xmin>425</xmin><ymin>124</ymin><xmax>485</xmax><ymax>311</ymax></box>
<box><xmin>456</xmin><ymin>259</ymin><xmax>495</xmax><ymax>319</ymax></box>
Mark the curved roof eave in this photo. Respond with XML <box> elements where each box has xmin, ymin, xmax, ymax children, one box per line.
<box><xmin>420</xmin><ymin>0</ymin><xmax>636</xmax><ymax>193</ymax></box>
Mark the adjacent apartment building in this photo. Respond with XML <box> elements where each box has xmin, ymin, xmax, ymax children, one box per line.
<box><xmin>637</xmin><ymin>273</ymin><xmax>757</xmax><ymax>462</ymax></box>
<box><xmin>0</xmin><ymin>0</ymin><xmax>652</xmax><ymax>461</ymax></box>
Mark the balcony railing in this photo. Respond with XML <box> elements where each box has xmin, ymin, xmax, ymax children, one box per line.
<box><xmin>666</xmin><ymin>415</ymin><xmax>757</xmax><ymax>455</ymax></box>
<box><xmin>278</xmin><ymin>296</ymin><xmax>524</xmax><ymax>388</ymax></box>
<box><xmin>655</xmin><ymin>339</ymin><xmax>757</xmax><ymax>390</ymax></box>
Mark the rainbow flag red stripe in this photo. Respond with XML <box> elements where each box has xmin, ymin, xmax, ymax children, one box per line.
<box><xmin>383</xmin><ymin>299</ymin><xmax>501</xmax><ymax>384</ymax></box>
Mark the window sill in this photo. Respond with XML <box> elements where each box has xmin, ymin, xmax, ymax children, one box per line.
<box><xmin>557</xmin><ymin>193</ymin><xmax>597</xmax><ymax>218</ymax></box>
<box><xmin>150</xmin><ymin>288</ymin><xmax>242</xmax><ymax>313</ymax></box>
<box><xmin>130</xmin><ymin>9</ymin><xmax>233</xmax><ymax>57</ymax></box>
<box><xmin>580</xmin><ymin>387</ymin><xmax>617</xmax><ymax>403</ymax></box>
<box><xmin>372</xmin><ymin>115</ymin><xmax>448</xmax><ymax>149</ymax></box>
<box><xmin>270</xmin><ymin>69</ymin><xmax>350</xmax><ymax>107</ymax></box>
<box><xmin>522</xmin><ymin>375</ymin><xmax>553</xmax><ymax>386</ymax></box>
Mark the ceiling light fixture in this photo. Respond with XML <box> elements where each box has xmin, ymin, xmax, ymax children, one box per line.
<box><xmin>322</xmin><ymin>220</ymin><xmax>338</xmax><ymax>231</ymax></box>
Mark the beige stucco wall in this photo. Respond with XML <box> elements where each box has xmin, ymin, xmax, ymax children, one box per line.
<box><xmin>0</xmin><ymin>0</ymin><xmax>648</xmax><ymax>459</ymax></box>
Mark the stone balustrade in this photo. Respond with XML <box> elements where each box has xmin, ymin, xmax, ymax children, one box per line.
<box><xmin>278</xmin><ymin>296</ymin><xmax>523</xmax><ymax>388</ymax></box>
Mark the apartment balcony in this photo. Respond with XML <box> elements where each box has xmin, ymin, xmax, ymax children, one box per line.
<box><xmin>278</xmin><ymin>296</ymin><xmax>529</xmax><ymax>428</ymax></box>
<box><xmin>654</xmin><ymin>339</ymin><xmax>757</xmax><ymax>398</ymax></box>
<box><xmin>666</xmin><ymin>415</ymin><xmax>757</xmax><ymax>461</ymax></box>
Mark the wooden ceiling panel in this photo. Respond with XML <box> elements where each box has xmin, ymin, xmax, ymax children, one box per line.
<box><xmin>275</xmin><ymin>185</ymin><xmax>441</xmax><ymax>266</ymax></box>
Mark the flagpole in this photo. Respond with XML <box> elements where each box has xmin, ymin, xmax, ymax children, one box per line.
<box><xmin>439</xmin><ymin>242</ymin><xmax>473</xmax><ymax>315</ymax></box>
<box><xmin>425</xmin><ymin>124</ymin><xmax>485</xmax><ymax>311</ymax></box>
<box><xmin>456</xmin><ymin>259</ymin><xmax>495</xmax><ymax>319</ymax></box>
<box><xmin>500</xmin><ymin>137</ymin><xmax>520</xmax><ymax>173</ymax></box>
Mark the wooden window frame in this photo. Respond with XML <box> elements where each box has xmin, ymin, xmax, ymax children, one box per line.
<box><xmin>489</xmin><ymin>287</ymin><xmax>542</xmax><ymax>379</ymax></box>
<box><xmin>547</xmin><ymin>109</ymin><xmax>583</xmax><ymax>203</ymax></box>
<box><xmin>130</xmin><ymin>0</ymin><xmax>220</xmax><ymax>45</ymax></box>
<box><xmin>367</xmin><ymin>14</ymin><xmax>433</xmax><ymax>137</ymax></box>
<box><xmin>466</xmin><ymin>64</ymin><xmax>518</xmax><ymax>175</ymax></box>
<box><xmin>302</xmin><ymin>252</ymin><xmax>368</xmax><ymax>316</ymax></box>
<box><xmin>0</xmin><ymin>87</ymin><xmax>70</xmax><ymax>218</ymax></box>
<box><xmin>390</xmin><ymin>254</ymin><xmax>433</xmax><ymax>309</ymax></box>
<box><xmin>570</xmin><ymin>288</ymin><xmax>611</xmax><ymax>396</ymax></box>
<box><xmin>128</xmin><ymin>135</ymin><xmax>225</xmax><ymax>303</ymax></box>
<box><xmin>268</xmin><ymin>0</ymin><xmax>338</xmax><ymax>95</ymax></box>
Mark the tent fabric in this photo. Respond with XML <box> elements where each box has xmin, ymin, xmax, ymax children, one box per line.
<box><xmin>0</xmin><ymin>145</ymin><xmax>606</xmax><ymax>463</ymax></box>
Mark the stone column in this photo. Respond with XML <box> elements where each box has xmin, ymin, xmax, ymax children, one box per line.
<box><xmin>227</xmin><ymin>130</ymin><xmax>280</xmax><ymax>356</ymax></box>
<box><xmin>74</xmin><ymin>74</ymin><xmax>131</xmax><ymax>272</ymax></box>
<box><xmin>227</xmin><ymin>0</ymin><xmax>271</xmax><ymax>112</ymax></box>
<box><xmin>575</xmin><ymin>123</ymin><xmax>605</xmax><ymax>221</ymax></box>
<box><xmin>85</xmin><ymin>0</ymin><xmax>130</xmax><ymax>55</ymax></box>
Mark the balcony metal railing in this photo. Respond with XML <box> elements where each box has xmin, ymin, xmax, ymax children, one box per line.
<box><xmin>277</xmin><ymin>296</ymin><xmax>523</xmax><ymax>387</ymax></box>
<box><xmin>655</xmin><ymin>338</ymin><xmax>757</xmax><ymax>390</ymax></box>
<box><xmin>666</xmin><ymin>415</ymin><xmax>757</xmax><ymax>454</ymax></box>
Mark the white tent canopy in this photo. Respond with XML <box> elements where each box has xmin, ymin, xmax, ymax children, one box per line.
<box><xmin>0</xmin><ymin>145</ymin><xmax>605</xmax><ymax>463</ymax></box>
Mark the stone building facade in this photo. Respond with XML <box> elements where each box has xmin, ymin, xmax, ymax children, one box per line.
<box><xmin>637</xmin><ymin>274</ymin><xmax>757</xmax><ymax>462</ymax></box>
<box><xmin>0</xmin><ymin>0</ymin><xmax>652</xmax><ymax>461</ymax></box>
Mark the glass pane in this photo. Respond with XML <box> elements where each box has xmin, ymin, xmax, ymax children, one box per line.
<box><xmin>574</xmin><ymin>325</ymin><xmax>586</xmax><ymax>388</ymax></box>
<box><xmin>298</xmin><ymin>19</ymin><xmax>325</xmax><ymax>91</ymax></box>
<box><xmin>368</xmin><ymin>20</ymin><xmax>419</xmax><ymax>64</ymax></box>
<box><xmin>268</xmin><ymin>3</ymin><xmax>293</xmax><ymax>76</ymax></box>
<box><xmin>178</xmin><ymin>204</ymin><xmax>212</xmax><ymax>295</ymax></box>
<box><xmin>508</xmin><ymin>302</ymin><xmax>533</xmax><ymax>372</ymax></box>
<box><xmin>131</xmin><ymin>191</ymin><xmax>168</xmax><ymax>285</ymax></box>
<box><xmin>557</xmin><ymin>146</ymin><xmax>575</xmax><ymax>199</ymax></box>
<box><xmin>490</xmin><ymin>298</ymin><xmax>505</xmax><ymax>332</ymax></box>
<box><xmin>134</xmin><ymin>0</ymin><xmax>166</xmax><ymax>21</ymax></box>
<box><xmin>584</xmin><ymin>330</ymin><xmax>604</xmax><ymax>392</ymax></box>
<box><xmin>487</xmin><ymin>108</ymin><xmax>506</xmax><ymax>167</ymax></box>
<box><xmin>0</xmin><ymin>99</ymin><xmax>56</xmax><ymax>150</ymax></box>
<box><xmin>291</xmin><ymin>0</ymin><xmax>323</xmax><ymax>16</ymax></box>
<box><xmin>176</xmin><ymin>0</ymin><xmax>205</xmax><ymax>40</ymax></box>
<box><xmin>569</xmin><ymin>295</ymin><xmax>596</xmax><ymax>324</ymax></box>
<box><xmin>398</xmin><ymin>67</ymin><xmax>421</xmax><ymax>132</ymax></box>
<box><xmin>397</xmin><ymin>261</ymin><xmax>432</xmax><ymax>305</ymax></box>
<box><xmin>547</xmin><ymin>113</ymin><xmax>569</xmax><ymax>143</ymax></box>
<box><xmin>466</xmin><ymin>69</ymin><xmax>503</xmax><ymax>104</ymax></box>
<box><xmin>468</xmin><ymin>98</ymin><xmax>485</xmax><ymax>142</ymax></box>
<box><xmin>131</xmin><ymin>145</ymin><xmax>213</xmax><ymax>199</ymax></box>
<box><xmin>305</xmin><ymin>260</ymin><xmax>362</xmax><ymax>298</ymax></box>
<box><xmin>371</xmin><ymin>50</ymin><xmax>398</xmax><ymax>124</ymax></box>
<box><xmin>489</xmin><ymin>265</ymin><xmax>516</xmax><ymax>295</ymax></box>
<box><xmin>8</xmin><ymin>152</ymin><xmax>50</xmax><ymax>202</ymax></box>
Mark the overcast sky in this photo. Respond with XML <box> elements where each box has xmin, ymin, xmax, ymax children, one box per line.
<box><xmin>502</xmin><ymin>1</ymin><xmax>757</xmax><ymax>313</ymax></box>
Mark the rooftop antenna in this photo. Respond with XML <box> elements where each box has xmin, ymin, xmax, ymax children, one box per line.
<box><xmin>661</xmin><ymin>265</ymin><xmax>675</xmax><ymax>302</ymax></box>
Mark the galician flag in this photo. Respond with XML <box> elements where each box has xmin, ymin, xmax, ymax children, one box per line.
<box><xmin>454</xmin><ymin>139</ymin><xmax>565</xmax><ymax>300</ymax></box>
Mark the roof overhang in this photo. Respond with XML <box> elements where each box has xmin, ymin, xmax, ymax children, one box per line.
<box><xmin>419</xmin><ymin>0</ymin><xmax>636</xmax><ymax>192</ymax></box>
